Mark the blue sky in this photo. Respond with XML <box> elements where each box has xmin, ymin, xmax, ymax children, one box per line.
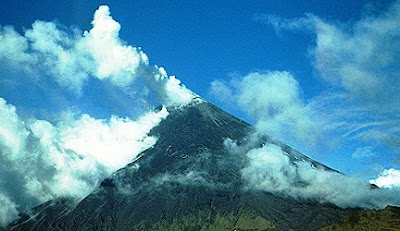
<box><xmin>0</xmin><ymin>0</ymin><xmax>375</xmax><ymax>98</ymax></box>
<box><xmin>0</xmin><ymin>0</ymin><xmax>399</xmax><ymax>183</ymax></box>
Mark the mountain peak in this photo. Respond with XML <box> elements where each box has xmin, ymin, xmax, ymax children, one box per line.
<box><xmin>152</xmin><ymin>98</ymin><xmax>251</xmax><ymax>149</ymax></box>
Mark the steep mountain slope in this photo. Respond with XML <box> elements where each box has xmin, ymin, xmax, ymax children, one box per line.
<box><xmin>10</xmin><ymin>99</ymin><xmax>351</xmax><ymax>231</ymax></box>
<box><xmin>321</xmin><ymin>206</ymin><xmax>400</xmax><ymax>230</ymax></box>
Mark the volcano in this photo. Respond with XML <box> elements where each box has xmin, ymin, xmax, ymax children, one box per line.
<box><xmin>9</xmin><ymin>98</ymin><xmax>352</xmax><ymax>231</ymax></box>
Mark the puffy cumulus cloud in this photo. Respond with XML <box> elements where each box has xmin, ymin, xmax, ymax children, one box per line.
<box><xmin>58</xmin><ymin>108</ymin><xmax>168</xmax><ymax>170</ymax></box>
<box><xmin>0</xmin><ymin>5</ymin><xmax>195</xmax><ymax>106</ymax></box>
<box><xmin>0</xmin><ymin>26</ymin><xmax>34</xmax><ymax>65</ymax></box>
<box><xmin>370</xmin><ymin>168</ymin><xmax>400</xmax><ymax>189</ymax></box>
<box><xmin>210</xmin><ymin>71</ymin><xmax>322</xmax><ymax>147</ymax></box>
<box><xmin>0</xmin><ymin>98</ymin><xmax>29</xmax><ymax>158</ymax></box>
<box><xmin>225</xmin><ymin>139</ymin><xmax>400</xmax><ymax>209</ymax></box>
<box><xmin>0</xmin><ymin>97</ymin><xmax>168</xmax><ymax>226</ymax></box>
<box><xmin>80</xmin><ymin>5</ymin><xmax>149</xmax><ymax>86</ymax></box>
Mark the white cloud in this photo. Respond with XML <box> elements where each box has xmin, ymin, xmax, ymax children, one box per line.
<box><xmin>0</xmin><ymin>97</ymin><xmax>168</xmax><ymax>226</ymax></box>
<box><xmin>226</xmin><ymin>139</ymin><xmax>400</xmax><ymax>209</ymax></box>
<box><xmin>0</xmin><ymin>193</ymin><xmax>19</xmax><ymax>227</ymax></box>
<box><xmin>352</xmin><ymin>146</ymin><xmax>377</xmax><ymax>159</ymax></box>
<box><xmin>163</xmin><ymin>75</ymin><xmax>196</xmax><ymax>106</ymax></box>
<box><xmin>241</xmin><ymin>144</ymin><xmax>297</xmax><ymax>192</ymax></box>
<box><xmin>254</xmin><ymin>13</ymin><xmax>315</xmax><ymax>33</ymax></box>
<box><xmin>210</xmin><ymin>71</ymin><xmax>321</xmax><ymax>147</ymax></box>
<box><xmin>258</xmin><ymin>1</ymin><xmax>400</xmax><ymax>108</ymax></box>
<box><xmin>0</xmin><ymin>26</ymin><xmax>34</xmax><ymax>65</ymax></box>
<box><xmin>0</xmin><ymin>98</ymin><xmax>29</xmax><ymax>158</ymax></box>
<box><xmin>258</xmin><ymin>2</ymin><xmax>400</xmax><ymax>102</ymax></box>
<box><xmin>152</xmin><ymin>171</ymin><xmax>211</xmax><ymax>187</ymax></box>
<box><xmin>370</xmin><ymin>168</ymin><xmax>400</xmax><ymax>189</ymax></box>
<box><xmin>81</xmin><ymin>5</ymin><xmax>148</xmax><ymax>86</ymax></box>
<box><xmin>0</xmin><ymin>5</ymin><xmax>195</xmax><ymax>106</ymax></box>
<box><xmin>312</xmin><ymin>10</ymin><xmax>400</xmax><ymax>102</ymax></box>
<box><xmin>58</xmin><ymin>108</ymin><xmax>168</xmax><ymax>170</ymax></box>
<box><xmin>310</xmin><ymin>1</ymin><xmax>400</xmax><ymax>152</ymax></box>
<box><xmin>209</xmin><ymin>80</ymin><xmax>234</xmax><ymax>103</ymax></box>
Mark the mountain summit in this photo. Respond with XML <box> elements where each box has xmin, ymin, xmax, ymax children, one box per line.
<box><xmin>10</xmin><ymin>99</ymin><xmax>350</xmax><ymax>231</ymax></box>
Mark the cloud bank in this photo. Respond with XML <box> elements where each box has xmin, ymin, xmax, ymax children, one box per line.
<box><xmin>225</xmin><ymin>138</ymin><xmax>400</xmax><ymax>209</ymax></box>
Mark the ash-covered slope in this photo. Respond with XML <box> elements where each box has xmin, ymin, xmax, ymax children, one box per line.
<box><xmin>10</xmin><ymin>99</ymin><xmax>351</xmax><ymax>231</ymax></box>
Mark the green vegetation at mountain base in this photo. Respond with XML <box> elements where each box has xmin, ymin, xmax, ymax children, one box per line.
<box><xmin>133</xmin><ymin>209</ymin><xmax>275</xmax><ymax>231</ymax></box>
<box><xmin>320</xmin><ymin>206</ymin><xmax>400</xmax><ymax>231</ymax></box>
